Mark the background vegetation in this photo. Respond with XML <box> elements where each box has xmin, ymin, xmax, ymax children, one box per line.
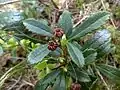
<box><xmin>0</xmin><ymin>0</ymin><xmax>120</xmax><ymax>90</ymax></box>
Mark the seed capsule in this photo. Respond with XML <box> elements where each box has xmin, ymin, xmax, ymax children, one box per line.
<box><xmin>70</xmin><ymin>83</ymin><xmax>81</xmax><ymax>90</ymax></box>
<box><xmin>53</xmin><ymin>28</ymin><xmax>64</xmax><ymax>37</ymax></box>
<box><xmin>48</xmin><ymin>41</ymin><xmax>58</xmax><ymax>51</ymax></box>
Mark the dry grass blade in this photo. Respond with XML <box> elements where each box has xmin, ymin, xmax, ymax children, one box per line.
<box><xmin>0</xmin><ymin>0</ymin><xmax>20</xmax><ymax>7</ymax></box>
<box><xmin>0</xmin><ymin>61</ymin><xmax>25</xmax><ymax>89</ymax></box>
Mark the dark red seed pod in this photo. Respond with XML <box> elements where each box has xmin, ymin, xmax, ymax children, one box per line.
<box><xmin>70</xmin><ymin>83</ymin><xmax>81</xmax><ymax>90</ymax></box>
<box><xmin>53</xmin><ymin>28</ymin><xmax>64</xmax><ymax>37</ymax></box>
<box><xmin>48</xmin><ymin>41</ymin><xmax>58</xmax><ymax>51</ymax></box>
<box><xmin>48</xmin><ymin>46</ymin><xmax>52</xmax><ymax>50</ymax></box>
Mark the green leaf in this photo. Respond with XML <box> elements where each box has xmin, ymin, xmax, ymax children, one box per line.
<box><xmin>49</xmin><ymin>47</ymin><xmax>61</xmax><ymax>57</ymax></box>
<box><xmin>61</xmin><ymin>34</ymin><xmax>68</xmax><ymax>47</ymax></box>
<box><xmin>53</xmin><ymin>73</ymin><xmax>66</xmax><ymax>90</ymax></box>
<box><xmin>34</xmin><ymin>60</ymin><xmax>47</xmax><ymax>70</ymax></box>
<box><xmin>39</xmin><ymin>19</ymin><xmax>48</xmax><ymax>25</ymax></box>
<box><xmin>83</xmin><ymin>30</ymin><xmax>112</xmax><ymax>57</ymax></box>
<box><xmin>0</xmin><ymin>11</ymin><xmax>23</xmax><ymax>27</ymax></box>
<box><xmin>35</xmin><ymin>70</ymin><xmax>61</xmax><ymax>90</ymax></box>
<box><xmin>72</xmin><ymin>41</ymin><xmax>82</xmax><ymax>50</ymax></box>
<box><xmin>67</xmin><ymin>42</ymin><xmax>85</xmax><ymax>67</ymax></box>
<box><xmin>85</xmin><ymin>53</ymin><xmax>97</xmax><ymax>65</ymax></box>
<box><xmin>42</xmin><ymin>70</ymin><xmax>61</xmax><ymax>85</ymax></box>
<box><xmin>35</xmin><ymin>79</ymin><xmax>48</xmax><ymax>90</ymax></box>
<box><xmin>69</xmin><ymin>11</ymin><xmax>110</xmax><ymax>40</ymax></box>
<box><xmin>0</xmin><ymin>46</ymin><xmax>3</xmax><ymax>56</ymax></box>
<box><xmin>0</xmin><ymin>0</ymin><xmax>11</xmax><ymax>3</ymax></box>
<box><xmin>23</xmin><ymin>19</ymin><xmax>53</xmax><ymax>37</ymax></box>
<box><xmin>83</xmin><ymin>30</ymin><xmax>111</xmax><ymax>49</ymax></box>
<box><xmin>38</xmin><ymin>70</ymin><xmax>46</xmax><ymax>79</ymax></box>
<box><xmin>83</xmin><ymin>49</ymin><xmax>97</xmax><ymax>65</ymax></box>
<box><xmin>68</xmin><ymin>68</ymin><xmax>91</xmax><ymax>82</ymax></box>
<box><xmin>58</xmin><ymin>10</ymin><xmax>73</xmax><ymax>37</ymax></box>
<box><xmin>97</xmin><ymin>64</ymin><xmax>120</xmax><ymax>84</ymax></box>
<box><xmin>28</xmin><ymin>44</ymin><xmax>50</xmax><ymax>64</ymax></box>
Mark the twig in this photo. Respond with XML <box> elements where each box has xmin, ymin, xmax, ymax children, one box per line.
<box><xmin>8</xmin><ymin>75</ymin><xmax>22</xmax><ymax>90</ymax></box>
<box><xmin>11</xmin><ymin>57</ymin><xmax>26</xmax><ymax>60</ymax></box>
<box><xmin>51</xmin><ymin>0</ymin><xmax>59</xmax><ymax>9</ymax></box>
<box><xmin>101</xmin><ymin>0</ymin><xmax>106</xmax><ymax>10</ymax></box>
<box><xmin>73</xmin><ymin>15</ymin><xmax>89</xmax><ymax>28</ymax></box>
<box><xmin>51</xmin><ymin>10</ymin><xmax>57</xmax><ymax>28</ymax></box>
<box><xmin>0</xmin><ymin>61</ymin><xmax>25</xmax><ymax>89</ymax></box>
<box><xmin>96</xmin><ymin>69</ymin><xmax>110</xmax><ymax>90</ymax></box>
<box><xmin>52</xmin><ymin>63</ymin><xmax>66</xmax><ymax>70</ymax></box>
<box><xmin>100</xmin><ymin>0</ymin><xmax>116</xmax><ymax>29</ymax></box>
<box><xmin>94</xmin><ymin>64</ymin><xmax>110</xmax><ymax>90</ymax></box>
<box><xmin>22</xmin><ymin>80</ymin><xmax>34</xmax><ymax>87</ymax></box>
<box><xmin>16</xmin><ymin>83</ymin><xmax>26</xmax><ymax>90</ymax></box>
<box><xmin>0</xmin><ymin>36</ymin><xmax>5</xmax><ymax>41</ymax></box>
<box><xmin>0</xmin><ymin>0</ymin><xmax>20</xmax><ymax>7</ymax></box>
<box><xmin>65</xmin><ymin>0</ymin><xmax>68</xmax><ymax>9</ymax></box>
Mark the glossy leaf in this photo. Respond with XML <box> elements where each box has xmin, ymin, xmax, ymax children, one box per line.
<box><xmin>58</xmin><ymin>10</ymin><xmax>73</xmax><ymax>37</ymax></box>
<box><xmin>34</xmin><ymin>60</ymin><xmax>47</xmax><ymax>70</ymax></box>
<box><xmin>0</xmin><ymin>11</ymin><xmax>23</xmax><ymax>27</ymax></box>
<box><xmin>53</xmin><ymin>73</ymin><xmax>66</xmax><ymax>90</ymax></box>
<box><xmin>83</xmin><ymin>30</ymin><xmax>111</xmax><ymax>49</ymax></box>
<box><xmin>67</xmin><ymin>42</ymin><xmax>85</xmax><ymax>67</ymax></box>
<box><xmin>83</xmin><ymin>30</ymin><xmax>112</xmax><ymax>57</ymax></box>
<box><xmin>28</xmin><ymin>44</ymin><xmax>50</xmax><ymax>64</ymax></box>
<box><xmin>35</xmin><ymin>70</ymin><xmax>61</xmax><ymax>90</ymax></box>
<box><xmin>72</xmin><ymin>41</ymin><xmax>82</xmax><ymax>50</ymax></box>
<box><xmin>49</xmin><ymin>47</ymin><xmax>61</xmax><ymax>57</ymax></box>
<box><xmin>35</xmin><ymin>79</ymin><xmax>48</xmax><ymax>90</ymax></box>
<box><xmin>0</xmin><ymin>0</ymin><xmax>11</xmax><ymax>3</ymax></box>
<box><xmin>97</xmin><ymin>64</ymin><xmax>120</xmax><ymax>83</ymax></box>
<box><xmin>23</xmin><ymin>19</ymin><xmax>53</xmax><ymax>37</ymax></box>
<box><xmin>69</xmin><ymin>11</ymin><xmax>110</xmax><ymax>40</ymax></box>
<box><xmin>0</xmin><ymin>46</ymin><xmax>3</xmax><ymax>56</ymax></box>
<box><xmin>42</xmin><ymin>70</ymin><xmax>61</xmax><ymax>84</ymax></box>
<box><xmin>83</xmin><ymin>49</ymin><xmax>97</xmax><ymax>65</ymax></box>
<box><xmin>68</xmin><ymin>68</ymin><xmax>91</xmax><ymax>82</ymax></box>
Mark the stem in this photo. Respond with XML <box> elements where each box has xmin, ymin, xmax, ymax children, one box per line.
<box><xmin>51</xmin><ymin>0</ymin><xmax>59</xmax><ymax>9</ymax></box>
<box><xmin>0</xmin><ymin>36</ymin><xmax>5</xmax><ymax>41</ymax></box>
<box><xmin>94</xmin><ymin>64</ymin><xmax>110</xmax><ymax>90</ymax></box>
<box><xmin>52</xmin><ymin>63</ymin><xmax>66</xmax><ymax>70</ymax></box>
<box><xmin>15</xmin><ymin>28</ymin><xmax>46</xmax><ymax>44</ymax></box>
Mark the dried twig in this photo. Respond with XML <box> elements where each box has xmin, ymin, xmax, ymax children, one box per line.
<box><xmin>94</xmin><ymin>64</ymin><xmax>110</xmax><ymax>90</ymax></box>
<box><xmin>73</xmin><ymin>15</ymin><xmax>89</xmax><ymax>28</ymax></box>
<box><xmin>51</xmin><ymin>0</ymin><xmax>59</xmax><ymax>9</ymax></box>
<box><xmin>16</xmin><ymin>83</ymin><xmax>26</xmax><ymax>90</ymax></box>
<box><xmin>0</xmin><ymin>0</ymin><xmax>20</xmax><ymax>7</ymax></box>
<box><xmin>22</xmin><ymin>80</ymin><xmax>34</xmax><ymax>87</ymax></box>
<box><xmin>8</xmin><ymin>75</ymin><xmax>22</xmax><ymax>90</ymax></box>
<box><xmin>100</xmin><ymin>0</ymin><xmax>116</xmax><ymax>29</ymax></box>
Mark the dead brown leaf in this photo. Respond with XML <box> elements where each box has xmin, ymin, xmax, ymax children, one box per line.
<box><xmin>0</xmin><ymin>53</ymin><xmax>11</xmax><ymax>70</ymax></box>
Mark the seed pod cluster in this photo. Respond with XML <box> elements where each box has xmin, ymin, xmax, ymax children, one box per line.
<box><xmin>48</xmin><ymin>41</ymin><xmax>58</xmax><ymax>51</ymax></box>
<box><xmin>48</xmin><ymin>28</ymin><xmax>64</xmax><ymax>51</ymax></box>
<box><xmin>53</xmin><ymin>28</ymin><xmax>64</xmax><ymax>38</ymax></box>
<box><xmin>70</xmin><ymin>83</ymin><xmax>81</xmax><ymax>90</ymax></box>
